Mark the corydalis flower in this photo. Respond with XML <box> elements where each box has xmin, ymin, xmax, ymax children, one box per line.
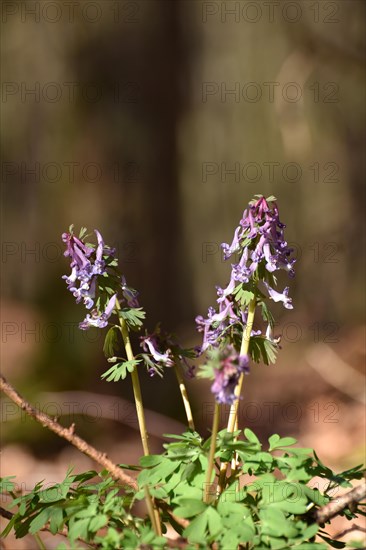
<box><xmin>121</xmin><ymin>276</ymin><xmax>140</xmax><ymax>308</ymax></box>
<box><xmin>263</xmin><ymin>282</ymin><xmax>293</xmax><ymax>310</ymax></box>
<box><xmin>211</xmin><ymin>347</ymin><xmax>249</xmax><ymax>404</ymax></box>
<box><xmin>140</xmin><ymin>328</ymin><xmax>195</xmax><ymax>378</ymax></box>
<box><xmin>62</xmin><ymin>228</ymin><xmax>114</xmax><ymax>310</ymax></box>
<box><xmin>219</xmin><ymin>195</ymin><xmax>295</xmax><ymax>310</ymax></box>
<box><xmin>196</xmin><ymin>195</ymin><xmax>295</xmax><ymax>354</ymax></box>
<box><xmin>140</xmin><ymin>334</ymin><xmax>174</xmax><ymax>368</ymax></box>
<box><xmin>221</xmin><ymin>195</ymin><xmax>295</xmax><ymax>280</ymax></box>
<box><xmin>79</xmin><ymin>294</ymin><xmax>117</xmax><ymax>330</ymax></box>
<box><xmin>195</xmin><ymin>296</ymin><xmax>242</xmax><ymax>354</ymax></box>
<box><xmin>62</xmin><ymin>227</ymin><xmax>128</xmax><ymax>332</ymax></box>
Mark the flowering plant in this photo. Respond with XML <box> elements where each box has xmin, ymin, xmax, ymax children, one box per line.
<box><xmin>1</xmin><ymin>196</ymin><xmax>365</xmax><ymax>549</ymax></box>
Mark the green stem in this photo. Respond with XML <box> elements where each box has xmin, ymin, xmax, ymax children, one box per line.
<box><xmin>118</xmin><ymin>310</ymin><xmax>150</xmax><ymax>456</ymax></box>
<box><xmin>217</xmin><ymin>298</ymin><xmax>256</xmax><ymax>494</ymax></box>
<box><xmin>174</xmin><ymin>364</ymin><xmax>195</xmax><ymax>431</ymax></box>
<box><xmin>115</xmin><ymin>299</ymin><xmax>161</xmax><ymax>535</ymax></box>
<box><xmin>204</xmin><ymin>402</ymin><xmax>220</xmax><ymax>503</ymax></box>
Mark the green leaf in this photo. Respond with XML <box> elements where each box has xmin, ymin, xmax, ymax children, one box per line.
<box><xmin>49</xmin><ymin>507</ymin><xmax>64</xmax><ymax>535</ymax></box>
<box><xmin>103</xmin><ymin>326</ymin><xmax>119</xmax><ymax>358</ymax></box>
<box><xmin>101</xmin><ymin>360</ymin><xmax>140</xmax><ymax>382</ymax></box>
<box><xmin>118</xmin><ymin>308</ymin><xmax>146</xmax><ymax>331</ymax></box>
<box><xmin>206</xmin><ymin>507</ymin><xmax>223</xmax><ymax>537</ymax></box>
<box><xmin>29</xmin><ymin>508</ymin><xmax>52</xmax><ymax>534</ymax></box>
<box><xmin>174</xmin><ymin>499</ymin><xmax>207</xmax><ymax>518</ymax></box>
<box><xmin>260</xmin><ymin>507</ymin><xmax>298</xmax><ymax>538</ymax></box>
<box><xmin>269</xmin><ymin>434</ymin><xmax>297</xmax><ymax>451</ymax></box>
<box><xmin>89</xmin><ymin>514</ymin><xmax>108</xmax><ymax>532</ymax></box>
<box><xmin>0</xmin><ymin>515</ymin><xmax>16</xmax><ymax>538</ymax></box>
<box><xmin>244</xmin><ymin>428</ymin><xmax>262</xmax><ymax>447</ymax></box>
<box><xmin>184</xmin><ymin>512</ymin><xmax>207</xmax><ymax>543</ymax></box>
<box><xmin>68</xmin><ymin>517</ymin><xmax>90</xmax><ymax>542</ymax></box>
<box><xmin>250</xmin><ymin>336</ymin><xmax>278</xmax><ymax>365</ymax></box>
<box><xmin>302</xmin><ymin>524</ymin><xmax>319</xmax><ymax>540</ymax></box>
<box><xmin>301</xmin><ymin>485</ymin><xmax>329</xmax><ymax>507</ymax></box>
<box><xmin>139</xmin><ymin>455</ymin><xmax>164</xmax><ymax>467</ymax></box>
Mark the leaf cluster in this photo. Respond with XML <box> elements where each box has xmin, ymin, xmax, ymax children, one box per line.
<box><xmin>3</xmin><ymin>430</ymin><xmax>361</xmax><ymax>549</ymax></box>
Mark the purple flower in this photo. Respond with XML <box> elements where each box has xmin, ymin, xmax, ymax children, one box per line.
<box><xmin>121</xmin><ymin>276</ymin><xmax>140</xmax><ymax>308</ymax></box>
<box><xmin>263</xmin><ymin>282</ymin><xmax>293</xmax><ymax>309</ymax></box>
<box><xmin>195</xmin><ymin>298</ymin><xmax>240</xmax><ymax>354</ymax></box>
<box><xmin>211</xmin><ymin>348</ymin><xmax>249</xmax><ymax>404</ymax></box>
<box><xmin>62</xmin><ymin>232</ymin><xmax>93</xmax><ymax>271</ymax></box>
<box><xmin>221</xmin><ymin>225</ymin><xmax>243</xmax><ymax>260</ymax></box>
<box><xmin>140</xmin><ymin>335</ymin><xmax>174</xmax><ymax>366</ymax></box>
<box><xmin>222</xmin><ymin>196</ymin><xmax>295</xmax><ymax>279</ymax></box>
<box><xmin>79</xmin><ymin>294</ymin><xmax>117</xmax><ymax>330</ymax></box>
<box><xmin>196</xmin><ymin>196</ymin><xmax>295</xmax><ymax>353</ymax></box>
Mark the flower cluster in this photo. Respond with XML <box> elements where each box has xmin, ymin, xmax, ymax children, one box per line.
<box><xmin>196</xmin><ymin>195</ymin><xmax>295</xmax><ymax>403</ymax></box>
<box><xmin>211</xmin><ymin>347</ymin><xmax>249</xmax><ymax>405</ymax></box>
<box><xmin>62</xmin><ymin>227</ymin><xmax>138</xmax><ymax>330</ymax></box>
<box><xmin>196</xmin><ymin>195</ymin><xmax>295</xmax><ymax>354</ymax></box>
<box><xmin>219</xmin><ymin>194</ymin><xmax>295</xmax><ymax>303</ymax></box>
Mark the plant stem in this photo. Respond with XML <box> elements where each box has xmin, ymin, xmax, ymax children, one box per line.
<box><xmin>115</xmin><ymin>300</ymin><xmax>161</xmax><ymax>535</ymax></box>
<box><xmin>217</xmin><ymin>298</ymin><xmax>256</xmax><ymax>493</ymax></box>
<box><xmin>203</xmin><ymin>402</ymin><xmax>220</xmax><ymax>503</ymax></box>
<box><xmin>174</xmin><ymin>364</ymin><xmax>195</xmax><ymax>431</ymax></box>
<box><xmin>118</xmin><ymin>313</ymin><xmax>150</xmax><ymax>456</ymax></box>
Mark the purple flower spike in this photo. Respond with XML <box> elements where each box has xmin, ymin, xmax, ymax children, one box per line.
<box><xmin>196</xmin><ymin>195</ymin><xmax>295</xmax><ymax>354</ymax></box>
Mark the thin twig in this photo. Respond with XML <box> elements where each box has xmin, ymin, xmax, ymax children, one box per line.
<box><xmin>307</xmin><ymin>343</ymin><xmax>366</xmax><ymax>404</ymax></box>
<box><xmin>315</xmin><ymin>482</ymin><xmax>366</xmax><ymax>524</ymax></box>
<box><xmin>0</xmin><ymin>374</ymin><xmax>138</xmax><ymax>491</ymax></box>
<box><xmin>173</xmin><ymin>364</ymin><xmax>195</xmax><ymax>431</ymax></box>
<box><xmin>0</xmin><ymin>506</ymin><xmax>12</xmax><ymax>520</ymax></box>
<box><xmin>334</xmin><ymin>524</ymin><xmax>366</xmax><ymax>539</ymax></box>
<box><xmin>37</xmin><ymin>390</ymin><xmax>186</xmax><ymax>436</ymax></box>
<box><xmin>157</xmin><ymin>499</ymin><xmax>189</xmax><ymax>529</ymax></box>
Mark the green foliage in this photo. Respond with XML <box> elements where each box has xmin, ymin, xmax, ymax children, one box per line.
<box><xmin>102</xmin><ymin>326</ymin><xmax>119</xmax><ymax>358</ymax></box>
<box><xmin>249</xmin><ymin>335</ymin><xmax>278</xmax><ymax>365</ymax></box>
<box><xmin>101</xmin><ymin>359</ymin><xmax>141</xmax><ymax>382</ymax></box>
<box><xmin>232</xmin><ymin>283</ymin><xmax>256</xmax><ymax>308</ymax></box>
<box><xmin>118</xmin><ymin>308</ymin><xmax>146</xmax><ymax>331</ymax></box>
<box><xmin>4</xmin><ymin>431</ymin><xmax>360</xmax><ymax>548</ymax></box>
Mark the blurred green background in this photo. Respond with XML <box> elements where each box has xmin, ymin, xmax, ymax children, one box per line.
<box><xmin>1</xmin><ymin>0</ymin><xmax>365</xmax><ymax>500</ymax></box>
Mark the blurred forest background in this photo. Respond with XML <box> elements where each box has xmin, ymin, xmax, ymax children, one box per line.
<box><xmin>1</xmin><ymin>1</ymin><xmax>365</xmax><ymax>544</ymax></box>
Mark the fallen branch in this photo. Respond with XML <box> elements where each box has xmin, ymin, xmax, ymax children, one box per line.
<box><xmin>315</xmin><ymin>482</ymin><xmax>366</xmax><ymax>524</ymax></box>
<box><xmin>0</xmin><ymin>374</ymin><xmax>138</xmax><ymax>491</ymax></box>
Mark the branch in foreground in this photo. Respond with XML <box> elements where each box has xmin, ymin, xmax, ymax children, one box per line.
<box><xmin>315</xmin><ymin>482</ymin><xmax>366</xmax><ymax>524</ymax></box>
<box><xmin>0</xmin><ymin>374</ymin><xmax>138</xmax><ymax>491</ymax></box>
